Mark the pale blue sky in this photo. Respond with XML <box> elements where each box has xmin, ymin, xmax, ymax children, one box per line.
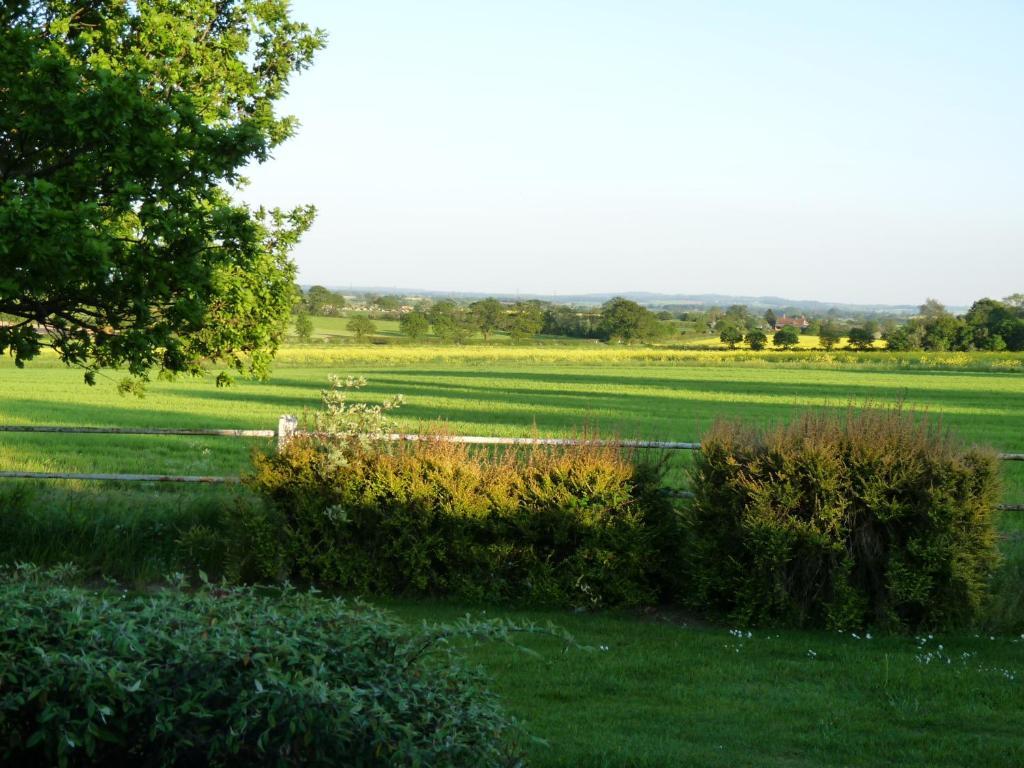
<box><xmin>242</xmin><ymin>0</ymin><xmax>1023</xmax><ymax>305</ymax></box>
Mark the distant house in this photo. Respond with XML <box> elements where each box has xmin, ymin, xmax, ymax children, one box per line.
<box><xmin>774</xmin><ymin>315</ymin><xmax>809</xmax><ymax>331</ymax></box>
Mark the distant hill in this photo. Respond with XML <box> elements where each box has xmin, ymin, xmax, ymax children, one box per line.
<box><xmin>314</xmin><ymin>286</ymin><xmax>955</xmax><ymax>316</ymax></box>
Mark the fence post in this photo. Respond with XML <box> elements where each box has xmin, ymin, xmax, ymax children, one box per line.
<box><xmin>277</xmin><ymin>414</ymin><xmax>298</xmax><ymax>451</ymax></box>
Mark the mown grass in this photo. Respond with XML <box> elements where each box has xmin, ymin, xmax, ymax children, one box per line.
<box><xmin>384</xmin><ymin>599</ymin><xmax>1024</xmax><ymax>768</ymax></box>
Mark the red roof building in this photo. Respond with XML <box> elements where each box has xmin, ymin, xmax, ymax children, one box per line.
<box><xmin>774</xmin><ymin>315</ymin><xmax>809</xmax><ymax>331</ymax></box>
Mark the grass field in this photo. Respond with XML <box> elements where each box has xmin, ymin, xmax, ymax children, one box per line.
<box><xmin>383</xmin><ymin>599</ymin><xmax>1024</xmax><ymax>768</ymax></box>
<box><xmin>3</xmin><ymin>345</ymin><xmax>1024</xmax><ymax>766</ymax></box>
<box><xmin>2</xmin><ymin>348</ymin><xmax>1022</xmax><ymax>496</ymax></box>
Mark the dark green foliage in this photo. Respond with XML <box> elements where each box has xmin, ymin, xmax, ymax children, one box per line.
<box><xmin>0</xmin><ymin>1</ymin><xmax>324</xmax><ymax>381</ymax></box>
<box><xmin>469</xmin><ymin>297</ymin><xmax>505</xmax><ymax>340</ymax></box>
<box><xmin>0</xmin><ymin>565</ymin><xmax>526</xmax><ymax>768</ymax></box>
<box><xmin>304</xmin><ymin>285</ymin><xmax>346</xmax><ymax>315</ymax></box>
<box><xmin>428</xmin><ymin>300</ymin><xmax>479</xmax><ymax>343</ymax></box>
<box><xmin>684</xmin><ymin>408</ymin><xmax>1002</xmax><ymax>629</ymax></box>
<box><xmin>505</xmin><ymin>301</ymin><xmax>545</xmax><ymax>343</ymax></box>
<box><xmin>772</xmin><ymin>326</ymin><xmax>800</xmax><ymax>349</ymax></box>
<box><xmin>293</xmin><ymin>311</ymin><xmax>314</xmax><ymax>343</ymax></box>
<box><xmin>744</xmin><ymin>330</ymin><xmax>767</xmax><ymax>350</ymax></box>
<box><xmin>248</xmin><ymin>437</ymin><xmax>675</xmax><ymax>608</ymax></box>
<box><xmin>847</xmin><ymin>326</ymin><xmax>876</xmax><ymax>349</ymax></box>
<box><xmin>598</xmin><ymin>297</ymin><xmax>665</xmax><ymax>342</ymax></box>
<box><xmin>345</xmin><ymin>315</ymin><xmax>377</xmax><ymax>341</ymax></box>
<box><xmin>819</xmin><ymin>321</ymin><xmax>842</xmax><ymax>350</ymax></box>
<box><xmin>398</xmin><ymin>310</ymin><xmax>430</xmax><ymax>340</ymax></box>
<box><xmin>885</xmin><ymin>296</ymin><xmax>1024</xmax><ymax>352</ymax></box>
<box><xmin>720</xmin><ymin>326</ymin><xmax>744</xmax><ymax>349</ymax></box>
<box><xmin>542</xmin><ymin>304</ymin><xmax>599</xmax><ymax>338</ymax></box>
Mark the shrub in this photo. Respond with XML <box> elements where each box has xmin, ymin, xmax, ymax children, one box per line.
<box><xmin>683</xmin><ymin>407</ymin><xmax>1002</xmax><ymax>630</ymax></box>
<box><xmin>0</xmin><ymin>564</ymin><xmax>527</xmax><ymax>767</ymax></box>
<box><xmin>248</xmin><ymin>436</ymin><xmax>675</xmax><ymax>608</ymax></box>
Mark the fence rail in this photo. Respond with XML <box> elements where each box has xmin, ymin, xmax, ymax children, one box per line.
<box><xmin>2</xmin><ymin>423</ymin><xmax>1021</xmax><ymax>458</ymax></box>
<box><xmin>0</xmin><ymin>425</ymin><xmax>276</xmax><ymax>438</ymax></box>
<box><xmin>1</xmin><ymin>419</ymin><xmax>1022</xmax><ymax>510</ymax></box>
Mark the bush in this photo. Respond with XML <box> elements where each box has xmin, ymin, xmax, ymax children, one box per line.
<box><xmin>248</xmin><ymin>436</ymin><xmax>675</xmax><ymax>608</ymax></box>
<box><xmin>0</xmin><ymin>565</ymin><xmax>526</xmax><ymax>767</ymax></box>
<box><xmin>683</xmin><ymin>407</ymin><xmax>1002</xmax><ymax>630</ymax></box>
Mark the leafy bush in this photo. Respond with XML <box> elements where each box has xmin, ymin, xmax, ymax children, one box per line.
<box><xmin>683</xmin><ymin>407</ymin><xmax>1002</xmax><ymax>630</ymax></box>
<box><xmin>0</xmin><ymin>565</ymin><xmax>527</xmax><ymax>767</ymax></box>
<box><xmin>248</xmin><ymin>434</ymin><xmax>674</xmax><ymax>608</ymax></box>
<box><xmin>251</xmin><ymin>436</ymin><xmax>674</xmax><ymax>607</ymax></box>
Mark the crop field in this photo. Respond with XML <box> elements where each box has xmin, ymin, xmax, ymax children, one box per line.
<box><xmin>3</xmin><ymin>346</ymin><xmax>1024</xmax><ymax>767</ymax></box>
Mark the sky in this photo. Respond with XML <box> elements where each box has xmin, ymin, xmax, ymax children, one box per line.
<box><xmin>241</xmin><ymin>0</ymin><xmax>1024</xmax><ymax>306</ymax></box>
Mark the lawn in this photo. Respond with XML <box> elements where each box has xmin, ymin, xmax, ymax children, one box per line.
<box><xmin>385</xmin><ymin>599</ymin><xmax>1024</xmax><ymax>768</ymax></box>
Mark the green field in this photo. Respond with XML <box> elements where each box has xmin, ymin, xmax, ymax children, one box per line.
<box><xmin>3</xmin><ymin>346</ymin><xmax>1024</xmax><ymax>767</ymax></box>
<box><xmin>2</xmin><ymin>348</ymin><xmax>1022</xmax><ymax>498</ymax></box>
<box><xmin>384</xmin><ymin>600</ymin><xmax>1024</xmax><ymax>768</ymax></box>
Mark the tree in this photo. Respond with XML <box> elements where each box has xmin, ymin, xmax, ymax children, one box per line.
<box><xmin>963</xmin><ymin>298</ymin><xmax>1024</xmax><ymax>351</ymax></box>
<box><xmin>599</xmin><ymin>297</ymin><xmax>661</xmax><ymax>342</ymax></box>
<box><xmin>919</xmin><ymin>298</ymin><xmax>949</xmax><ymax>320</ymax></box>
<box><xmin>469</xmin><ymin>298</ymin><xmax>504</xmax><ymax>341</ymax></box>
<box><xmin>0</xmin><ymin>2</ymin><xmax>325</xmax><ymax>385</ymax></box>
<box><xmin>306</xmin><ymin>285</ymin><xmax>344</xmax><ymax>315</ymax></box>
<box><xmin>294</xmin><ymin>312</ymin><xmax>314</xmax><ymax>343</ymax></box>
<box><xmin>1004</xmin><ymin>293</ymin><xmax>1024</xmax><ymax>311</ymax></box>
<box><xmin>818</xmin><ymin>322</ymin><xmax>842</xmax><ymax>350</ymax></box>
<box><xmin>399</xmin><ymin>311</ymin><xmax>430</xmax><ymax>341</ymax></box>
<box><xmin>773</xmin><ymin>327</ymin><xmax>800</xmax><ymax>349</ymax></box>
<box><xmin>884</xmin><ymin>323</ymin><xmax>923</xmax><ymax>351</ymax></box>
<box><xmin>744</xmin><ymin>330</ymin><xmax>767</xmax><ymax>351</ymax></box>
<box><xmin>846</xmin><ymin>327</ymin><xmax>876</xmax><ymax>350</ymax></box>
<box><xmin>920</xmin><ymin>314</ymin><xmax>962</xmax><ymax>351</ymax></box>
<box><xmin>543</xmin><ymin>305</ymin><xmax>590</xmax><ymax>338</ymax></box>
<box><xmin>346</xmin><ymin>316</ymin><xmax>376</xmax><ymax>341</ymax></box>
<box><xmin>428</xmin><ymin>300</ymin><xmax>477</xmax><ymax>343</ymax></box>
<box><xmin>763</xmin><ymin>309</ymin><xmax>777</xmax><ymax>328</ymax></box>
<box><xmin>720</xmin><ymin>326</ymin><xmax>744</xmax><ymax>349</ymax></box>
<box><xmin>374</xmin><ymin>295</ymin><xmax>403</xmax><ymax>312</ymax></box>
<box><xmin>505</xmin><ymin>301</ymin><xmax>544</xmax><ymax>343</ymax></box>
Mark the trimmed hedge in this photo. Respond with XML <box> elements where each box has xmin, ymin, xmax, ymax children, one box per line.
<box><xmin>0</xmin><ymin>565</ymin><xmax>525</xmax><ymax>767</ymax></box>
<box><xmin>684</xmin><ymin>407</ymin><xmax>1002</xmax><ymax>629</ymax></box>
<box><xmin>247</xmin><ymin>437</ymin><xmax>675</xmax><ymax>608</ymax></box>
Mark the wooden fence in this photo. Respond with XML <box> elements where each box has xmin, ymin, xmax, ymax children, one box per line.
<box><xmin>1</xmin><ymin>417</ymin><xmax>1022</xmax><ymax>510</ymax></box>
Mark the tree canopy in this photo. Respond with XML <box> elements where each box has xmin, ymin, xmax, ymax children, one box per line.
<box><xmin>884</xmin><ymin>296</ymin><xmax>1024</xmax><ymax>352</ymax></box>
<box><xmin>772</xmin><ymin>327</ymin><xmax>800</xmax><ymax>349</ymax></box>
<box><xmin>0</xmin><ymin>1</ymin><xmax>325</xmax><ymax>384</ymax></box>
<box><xmin>598</xmin><ymin>298</ymin><xmax>666</xmax><ymax>343</ymax></box>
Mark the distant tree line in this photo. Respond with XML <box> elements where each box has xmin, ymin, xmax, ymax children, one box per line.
<box><xmin>293</xmin><ymin>287</ymin><xmax>1024</xmax><ymax>352</ymax></box>
<box><xmin>301</xmin><ymin>286</ymin><xmax>348</xmax><ymax>316</ymax></box>
<box><xmin>398</xmin><ymin>296</ymin><xmax>674</xmax><ymax>344</ymax></box>
<box><xmin>885</xmin><ymin>296</ymin><xmax>1024</xmax><ymax>352</ymax></box>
